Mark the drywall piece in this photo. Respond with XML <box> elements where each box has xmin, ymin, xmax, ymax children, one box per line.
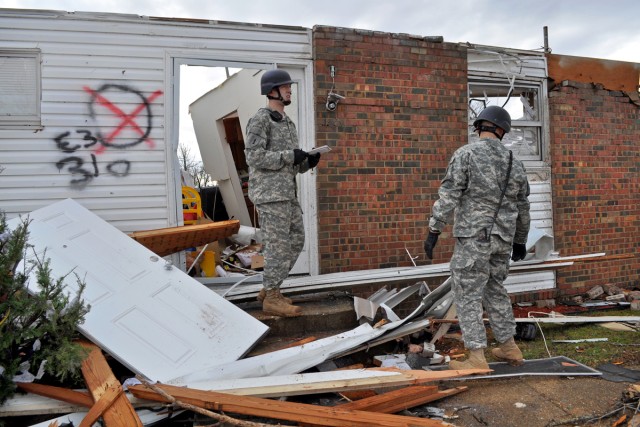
<box><xmin>7</xmin><ymin>199</ymin><xmax>268</xmax><ymax>383</ymax></box>
<box><xmin>0</xmin><ymin>392</ymin><xmax>85</xmax><ymax>417</ymax></box>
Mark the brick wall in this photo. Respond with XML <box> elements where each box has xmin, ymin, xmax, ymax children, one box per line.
<box><xmin>549</xmin><ymin>81</ymin><xmax>640</xmax><ymax>295</ymax></box>
<box><xmin>312</xmin><ymin>26</ymin><xmax>468</xmax><ymax>274</ymax></box>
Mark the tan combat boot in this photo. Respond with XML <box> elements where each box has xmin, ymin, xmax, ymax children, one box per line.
<box><xmin>262</xmin><ymin>289</ymin><xmax>302</xmax><ymax>317</ymax></box>
<box><xmin>257</xmin><ymin>288</ymin><xmax>292</xmax><ymax>304</ymax></box>
<box><xmin>449</xmin><ymin>348</ymin><xmax>490</xmax><ymax>370</ymax></box>
<box><xmin>492</xmin><ymin>337</ymin><xmax>524</xmax><ymax>366</ymax></box>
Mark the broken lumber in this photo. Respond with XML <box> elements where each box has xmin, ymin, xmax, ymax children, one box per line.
<box><xmin>15</xmin><ymin>383</ymin><xmax>93</xmax><ymax>408</ymax></box>
<box><xmin>129</xmin><ymin>220</ymin><xmax>240</xmax><ymax>256</ymax></box>
<box><xmin>339</xmin><ymin>385</ymin><xmax>467</xmax><ymax>413</ymax></box>
<box><xmin>300</xmin><ymin>386</ymin><xmax>467</xmax><ymax>427</ymax></box>
<box><xmin>128</xmin><ymin>382</ymin><xmax>455</xmax><ymax>427</ymax></box>
<box><xmin>159</xmin><ymin>367</ymin><xmax>490</xmax><ymax>398</ymax></box>
<box><xmin>79</xmin><ymin>341</ymin><xmax>143</xmax><ymax>427</ymax></box>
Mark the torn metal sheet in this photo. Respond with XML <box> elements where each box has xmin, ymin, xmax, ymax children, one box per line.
<box><xmin>354</xmin><ymin>283</ymin><xmax>421</xmax><ymax>321</ymax></box>
<box><xmin>515</xmin><ymin>316</ymin><xmax>640</xmax><ymax>324</ymax></box>
<box><xmin>7</xmin><ymin>199</ymin><xmax>268</xmax><ymax>383</ymax></box>
<box><xmin>167</xmin><ymin>323</ymin><xmax>391</xmax><ymax>384</ymax></box>
<box><xmin>167</xmin><ymin>307</ymin><xmax>427</xmax><ymax>385</ymax></box>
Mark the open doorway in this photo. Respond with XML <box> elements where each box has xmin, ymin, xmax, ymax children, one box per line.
<box><xmin>173</xmin><ymin>60</ymin><xmax>315</xmax><ymax>276</ymax></box>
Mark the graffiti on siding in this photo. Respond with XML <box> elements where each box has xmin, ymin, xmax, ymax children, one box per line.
<box><xmin>54</xmin><ymin>84</ymin><xmax>163</xmax><ymax>189</ymax></box>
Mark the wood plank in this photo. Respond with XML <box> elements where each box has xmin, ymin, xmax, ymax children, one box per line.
<box><xmin>340</xmin><ymin>386</ymin><xmax>468</xmax><ymax>413</ymax></box>
<box><xmin>80</xmin><ymin>341</ymin><xmax>143</xmax><ymax>427</ymax></box>
<box><xmin>128</xmin><ymin>220</ymin><xmax>240</xmax><ymax>256</ymax></box>
<box><xmin>128</xmin><ymin>383</ymin><xmax>455</xmax><ymax>427</ymax></box>
<box><xmin>15</xmin><ymin>382</ymin><xmax>93</xmax><ymax>408</ymax></box>
<box><xmin>78</xmin><ymin>383</ymin><xmax>122</xmax><ymax>427</ymax></box>
<box><xmin>177</xmin><ymin>368</ymin><xmax>491</xmax><ymax>398</ymax></box>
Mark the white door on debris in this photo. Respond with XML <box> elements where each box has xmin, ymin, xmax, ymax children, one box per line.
<box><xmin>9</xmin><ymin>199</ymin><xmax>268</xmax><ymax>383</ymax></box>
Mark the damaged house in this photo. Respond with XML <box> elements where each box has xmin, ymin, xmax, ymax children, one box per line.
<box><xmin>1</xmin><ymin>9</ymin><xmax>638</xmax><ymax>300</ymax></box>
<box><xmin>1</xmin><ymin>7</ymin><xmax>640</xmax><ymax>425</ymax></box>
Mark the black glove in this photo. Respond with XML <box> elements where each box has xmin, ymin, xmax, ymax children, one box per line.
<box><xmin>511</xmin><ymin>243</ymin><xmax>527</xmax><ymax>261</ymax></box>
<box><xmin>423</xmin><ymin>231</ymin><xmax>440</xmax><ymax>260</ymax></box>
<box><xmin>293</xmin><ymin>149</ymin><xmax>308</xmax><ymax>166</ymax></box>
<box><xmin>308</xmin><ymin>153</ymin><xmax>321</xmax><ymax>168</ymax></box>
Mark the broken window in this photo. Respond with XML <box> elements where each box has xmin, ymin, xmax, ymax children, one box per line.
<box><xmin>468</xmin><ymin>80</ymin><xmax>544</xmax><ymax>161</ymax></box>
<box><xmin>0</xmin><ymin>49</ymin><xmax>41</xmax><ymax>129</ymax></box>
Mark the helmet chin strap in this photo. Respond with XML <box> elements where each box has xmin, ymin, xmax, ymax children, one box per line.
<box><xmin>476</xmin><ymin>124</ymin><xmax>503</xmax><ymax>140</ymax></box>
<box><xmin>267</xmin><ymin>87</ymin><xmax>291</xmax><ymax>106</ymax></box>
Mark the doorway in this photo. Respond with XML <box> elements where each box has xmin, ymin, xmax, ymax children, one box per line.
<box><xmin>171</xmin><ymin>59</ymin><xmax>317</xmax><ymax>276</ymax></box>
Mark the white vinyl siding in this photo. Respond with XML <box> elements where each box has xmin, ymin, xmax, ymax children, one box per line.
<box><xmin>0</xmin><ymin>10</ymin><xmax>311</xmax><ymax>233</ymax></box>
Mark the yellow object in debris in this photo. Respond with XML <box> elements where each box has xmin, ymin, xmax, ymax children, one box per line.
<box><xmin>200</xmin><ymin>250</ymin><xmax>217</xmax><ymax>277</ymax></box>
<box><xmin>182</xmin><ymin>186</ymin><xmax>202</xmax><ymax>225</ymax></box>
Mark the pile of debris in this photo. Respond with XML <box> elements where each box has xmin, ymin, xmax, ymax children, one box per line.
<box><xmin>2</xmin><ymin>199</ymin><xmax>640</xmax><ymax>427</ymax></box>
<box><xmin>560</xmin><ymin>283</ymin><xmax>640</xmax><ymax>311</ymax></box>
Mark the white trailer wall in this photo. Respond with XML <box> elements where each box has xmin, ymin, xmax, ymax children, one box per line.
<box><xmin>0</xmin><ymin>9</ymin><xmax>312</xmax><ymax>233</ymax></box>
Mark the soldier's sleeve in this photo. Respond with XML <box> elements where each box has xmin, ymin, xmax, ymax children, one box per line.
<box><xmin>513</xmin><ymin>176</ymin><xmax>531</xmax><ymax>244</ymax></box>
<box><xmin>428</xmin><ymin>151</ymin><xmax>468</xmax><ymax>232</ymax></box>
<box><xmin>245</xmin><ymin>115</ymin><xmax>293</xmax><ymax>170</ymax></box>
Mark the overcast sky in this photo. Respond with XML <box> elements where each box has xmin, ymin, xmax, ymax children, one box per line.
<box><xmin>2</xmin><ymin>0</ymin><xmax>639</xmax><ymax>63</ymax></box>
<box><xmin>3</xmin><ymin>1</ymin><xmax>638</xmax><ymax>162</ymax></box>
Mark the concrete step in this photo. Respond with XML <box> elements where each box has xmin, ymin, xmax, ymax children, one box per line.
<box><xmin>237</xmin><ymin>291</ymin><xmax>359</xmax><ymax>356</ymax></box>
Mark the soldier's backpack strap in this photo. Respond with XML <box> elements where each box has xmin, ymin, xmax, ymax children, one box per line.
<box><xmin>487</xmin><ymin>150</ymin><xmax>513</xmax><ymax>238</ymax></box>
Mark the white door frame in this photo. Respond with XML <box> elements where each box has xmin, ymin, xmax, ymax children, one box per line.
<box><xmin>165</xmin><ymin>53</ymin><xmax>318</xmax><ymax>276</ymax></box>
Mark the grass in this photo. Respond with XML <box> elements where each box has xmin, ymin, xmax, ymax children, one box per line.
<box><xmin>512</xmin><ymin>309</ymin><xmax>640</xmax><ymax>368</ymax></box>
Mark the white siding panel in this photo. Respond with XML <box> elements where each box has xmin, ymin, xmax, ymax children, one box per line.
<box><xmin>0</xmin><ymin>9</ymin><xmax>312</xmax><ymax>233</ymax></box>
<box><xmin>505</xmin><ymin>271</ymin><xmax>555</xmax><ymax>293</ymax></box>
<box><xmin>468</xmin><ymin>46</ymin><xmax>547</xmax><ymax>79</ymax></box>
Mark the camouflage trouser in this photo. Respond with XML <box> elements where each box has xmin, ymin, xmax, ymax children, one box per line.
<box><xmin>255</xmin><ymin>199</ymin><xmax>305</xmax><ymax>291</ymax></box>
<box><xmin>450</xmin><ymin>234</ymin><xmax>516</xmax><ymax>350</ymax></box>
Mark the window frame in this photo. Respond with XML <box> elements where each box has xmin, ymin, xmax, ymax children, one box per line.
<box><xmin>0</xmin><ymin>48</ymin><xmax>42</xmax><ymax>129</ymax></box>
<box><xmin>468</xmin><ymin>77</ymin><xmax>548</xmax><ymax>167</ymax></box>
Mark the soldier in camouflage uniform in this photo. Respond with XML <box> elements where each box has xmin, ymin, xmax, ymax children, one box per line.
<box><xmin>244</xmin><ymin>69</ymin><xmax>321</xmax><ymax>317</ymax></box>
<box><xmin>424</xmin><ymin>105</ymin><xmax>531</xmax><ymax>369</ymax></box>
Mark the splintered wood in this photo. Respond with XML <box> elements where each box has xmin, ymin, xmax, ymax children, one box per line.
<box><xmin>129</xmin><ymin>220</ymin><xmax>240</xmax><ymax>256</ymax></box>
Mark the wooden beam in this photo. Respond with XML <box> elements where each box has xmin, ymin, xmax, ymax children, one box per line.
<box><xmin>79</xmin><ymin>341</ymin><xmax>143</xmax><ymax>427</ymax></box>
<box><xmin>128</xmin><ymin>383</ymin><xmax>455</xmax><ymax>427</ymax></box>
<box><xmin>340</xmin><ymin>386</ymin><xmax>468</xmax><ymax>413</ymax></box>
<box><xmin>15</xmin><ymin>382</ymin><xmax>93</xmax><ymax>408</ymax></box>
<box><xmin>175</xmin><ymin>368</ymin><xmax>490</xmax><ymax>398</ymax></box>
<box><xmin>128</xmin><ymin>220</ymin><xmax>240</xmax><ymax>256</ymax></box>
<box><xmin>78</xmin><ymin>383</ymin><xmax>122</xmax><ymax>427</ymax></box>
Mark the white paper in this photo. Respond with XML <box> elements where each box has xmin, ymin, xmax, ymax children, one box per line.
<box><xmin>308</xmin><ymin>145</ymin><xmax>331</xmax><ymax>155</ymax></box>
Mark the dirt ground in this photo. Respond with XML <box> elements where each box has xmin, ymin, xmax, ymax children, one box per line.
<box><xmin>431</xmin><ymin>374</ymin><xmax>635</xmax><ymax>427</ymax></box>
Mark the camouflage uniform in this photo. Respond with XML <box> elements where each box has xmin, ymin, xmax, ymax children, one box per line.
<box><xmin>245</xmin><ymin>108</ymin><xmax>312</xmax><ymax>291</ymax></box>
<box><xmin>429</xmin><ymin>137</ymin><xmax>530</xmax><ymax>349</ymax></box>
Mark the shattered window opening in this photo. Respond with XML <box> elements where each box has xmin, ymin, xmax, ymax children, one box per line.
<box><xmin>468</xmin><ymin>80</ymin><xmax>544</xmax><ymax>161</ymax></box>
